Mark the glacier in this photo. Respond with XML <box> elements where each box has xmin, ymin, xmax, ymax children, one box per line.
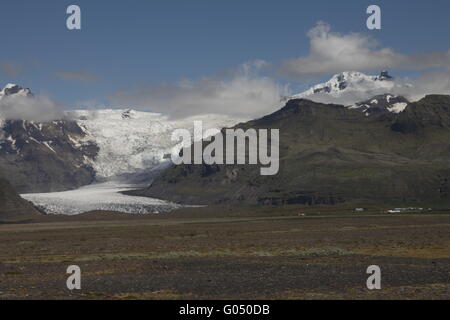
<box><xmin>19</xmin><ymin>108</ymin><xmax>241</xmax><ymax>215</ymax></box>
<box><xmin>21</xmin><ymin>181</ymin><xmax>184</xmax><ymax>215</ymax></box>
<box><xmin>71</xmin><ymin>109</ymin><xmax>241</xmax><ymax>180</ymax></box>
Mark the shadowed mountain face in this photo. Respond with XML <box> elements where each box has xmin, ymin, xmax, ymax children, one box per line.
<box><xmin>0</xmin><ymin>178</ymin><xmax>39</xmax><ymax>219</ymax></box>
<box><xmin>0</xmin><ymin>84</ymin><xmax>98</xmax><ymax>193</ymax></box>
<box><xmin>132</xmin><ymin>95</ymin><xmax>450</xmax><ymax>206</ymax></box>
<box><xmin>0</xmin><ymin>119</ymin><xmax>98</xmax><ymax>193</ymax></box>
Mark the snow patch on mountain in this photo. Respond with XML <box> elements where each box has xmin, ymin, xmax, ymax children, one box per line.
<box><xmin>388</xmin><ymin>102</ymin><xmax>408</xmax><ymax>114</ymax></box>
<box><xmin>348</xmin><ymin>94</ymin><xmax>409</xmax><ymax>117</ymax></box>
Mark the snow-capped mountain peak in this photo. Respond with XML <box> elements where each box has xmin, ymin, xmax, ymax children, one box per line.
<box><xmin>293</xmin><ymin>71</ymin><xmax>396</xmax><ymax>99</ymax></box>
<box><xmin>0</xmin><ymin>83</ymin><xmax>33</xmax><ymax>98</ymax></box>
<box><xmin>291</xmin><ymin>71</ymin><xmax>411</xmax><ymax>116</ymax></box>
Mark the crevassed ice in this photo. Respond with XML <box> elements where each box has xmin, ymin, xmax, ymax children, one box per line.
<box><xmin>72</xmin><ymin>109</ymin><xmax>240</xmax><ymax>180</ymax></box>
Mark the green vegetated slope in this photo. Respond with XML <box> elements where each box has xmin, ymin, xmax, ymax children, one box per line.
<box><xmin>132</xmin><ymin>95</ymin><xmax>450</xmax><ymax>206</ymax></box>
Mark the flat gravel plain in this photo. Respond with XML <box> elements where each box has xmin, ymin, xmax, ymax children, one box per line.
<box><xmin>0</xmin><ymin>207</ymin><xmax>449</xmax><ymax>299</ymax></box>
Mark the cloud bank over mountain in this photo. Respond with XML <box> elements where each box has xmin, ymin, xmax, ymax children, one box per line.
<box><xmin>280</xmin><ymin>21</ymin><xmax>450</xmax><ymax>77</ymax></box>
<box><xmin>0</xmin><ymin>85</ymin><xmax>63</xmax><ymax>122</ymax></box>
<box><xmin>0</xmin><ymin>95</ymin><xmax>63</xmax><ymax>122</ymax></box>
<box><xmin>107</xmin><ymin>22</ymin><xmax>450</xmax><ymax>117</ymax></box>
<box><xmin>110</xmin><ymin>61</ymin><xmax>290</xmax><ymax>119</ymax></box>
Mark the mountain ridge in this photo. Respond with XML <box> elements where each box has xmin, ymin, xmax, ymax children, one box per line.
<box><xmin>130</xmin><ymin>95</ymin><xmax>450</xmax><ymax>206</ymax></box>
<box><xmin>3</xmin><ymin>83</ymin><xmax>450</xmax><ymax>209</ymax></box>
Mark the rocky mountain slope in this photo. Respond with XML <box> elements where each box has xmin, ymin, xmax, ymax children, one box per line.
<box><xmin>132</xmin><ymin>95</ymin><xmax>450</xmax><ymax>206</ymax></box>
<box><xmin>0</xmin><ymin>84</ymin><xmax>98</xmax><ymax>193</ymax></box>
<box><xmin>0</xmin><ymin>118</ymin><xmax>98</xmax><ymax>193</ymax></box>
<box><xmin>2</xmin><ymin>78</ymin><xmax>449</xmax><ymax>209</ymax></box>
<box><xmin>0</xmin><ymin>178</ymin><xmax>39</xmax><ymax>219</ymax></box>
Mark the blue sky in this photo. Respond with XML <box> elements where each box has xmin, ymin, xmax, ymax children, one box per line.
<box><xmin>1</xmin><ymin>0</ymin><xmax>450</xmax><ymax>109</ymax></box>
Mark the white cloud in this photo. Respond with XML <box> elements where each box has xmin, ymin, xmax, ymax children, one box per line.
<box><xmin>406</xmin><ymin>70</ymin><xmax>450</xmax><ymax>101</ymax></box>
<box><xmin>0</xmin><ymin>95</ymin><xmax>63</xmax><ymax>121</ymax></box>
<box><xmin>110</xmin><ymin>61</ymin><xmax>290</xmax><ymax>119</ymax></box>
<box><xmin>280</xmin><ymin>22</ymin><xmax>450</xmax><ymax>77</ymax></box>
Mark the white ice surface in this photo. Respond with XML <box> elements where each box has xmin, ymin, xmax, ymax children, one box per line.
<box><xmin>21</xmin><ymin>182</ymin><xmax>183</xmax><ymax>215</ymax></box>
<box><xmin>71</xmin><ymin>109</ymin><xmax>241</xmax><ymax>180</ymax></box>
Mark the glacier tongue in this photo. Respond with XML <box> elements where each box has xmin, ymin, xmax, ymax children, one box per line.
<box><xmin>21</xmin><ymin>181</ymin><xmax>186</xmax><ymax>215</ymax></box>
